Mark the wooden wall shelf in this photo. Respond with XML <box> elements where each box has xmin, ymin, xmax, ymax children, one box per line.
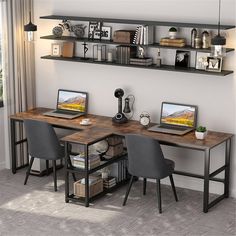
<box><xmin>41</xmin><ymin>55</ymin><xmax>233</xmax><ymax>77</ymax></box>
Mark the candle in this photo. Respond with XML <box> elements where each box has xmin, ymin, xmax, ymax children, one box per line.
<box><xmin>108</xmin><ymin>51</ymin><xmax>113</xmax><ymax>62</ymax></box>
<box><xmin>97</xmin><ymin>48</ymin><xmax>102</xmax><ymax>61</ymax></box>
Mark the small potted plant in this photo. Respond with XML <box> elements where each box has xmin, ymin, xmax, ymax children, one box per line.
<box><xmin>195</xmin><ymin>126</ymin><xmax>207</xmax><ymax>140</ymax></box>
<box><xmin>169</xmin><ymin>27</ymin><xmax>177</xmax><ymax>39</ymax></box>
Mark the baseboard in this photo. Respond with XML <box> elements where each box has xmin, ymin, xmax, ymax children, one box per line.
<box><xmin>0</xmin><ymin>161</ymin><xmax>6</xmax><ymax>170</ymax></box>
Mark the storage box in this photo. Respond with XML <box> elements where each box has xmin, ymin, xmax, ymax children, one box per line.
<box><xmin>62</xmin><ymin>42</ymin><xmax>74</xmax><ymax>57</ymax></box>
<box><xmin>113</xmin><ymin>30</ymin><xmax>136</xmax><ymax>43</ymax></box>
<box><xmin>106</xmin><ymin>143</ymin><xmax>124</xmax><ymax>157</ymax></box>
<box><xmin>107</xmin><ymin>136</ymin><xmax>122</xmax><ymax>146</ymax></box>
<box><xmin>74</xmin><ymin>178</ymin><xmax>103</xmax><ymax>198</ymax></box>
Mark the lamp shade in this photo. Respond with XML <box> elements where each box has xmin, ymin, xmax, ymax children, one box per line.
<box><xmin>24</xmin><ymin>21</ymin><xmax>37</xmax><ymax>32</ymax></box>
<box><xmin>211</xmin><ymin>34</ymin><xmax>226</xmax><ymax>46</ymax></box>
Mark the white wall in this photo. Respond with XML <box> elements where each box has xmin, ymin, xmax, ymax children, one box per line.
<box><xmin>34</xmin><ymin>0</ymin><xmax>236</xmax><ymax>197</ymax></box>
<box><xmin>0</xmin><ymin>108</ymin><xmax>5</xmax><ymax>169</ymax></box>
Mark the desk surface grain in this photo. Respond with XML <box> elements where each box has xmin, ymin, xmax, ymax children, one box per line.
<box><xmin>11</xmin><ymin>107</ymin><xmax>233</xmax><ymax>150</ymax></box>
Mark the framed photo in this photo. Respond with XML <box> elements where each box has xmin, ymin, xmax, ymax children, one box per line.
<box><xmin>205</xmin><ymin>57</ymin><xmax>223</xmax><ymax>72</ymax></box>
<box><xmin>175</xmin><ymin>50</ymin><xmax>190</xmax><ymax>68</ymax></box>
<box><xmin>101</xmin><ymin>26</ymin><xmax>112</xmax><ymax>40</ymax></box>
<box><xmin>195</xmin><ymin>52</ymin><xmax>210</xmax><ymax>70</ymax></box>
<box><xmin>88</xmin><ymin>21</ymin><xmax>102</xmax><ymax>40</ymax></box>
<box><xmin>51</xmin><ymin>43</ymin><xmax>62</xmax><ymax>57</ymax></box>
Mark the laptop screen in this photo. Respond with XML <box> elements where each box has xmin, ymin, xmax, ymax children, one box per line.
<box><xmin>160</xmin><ymin>102</ymin><xmax>197</xmax><ymax>128</ymax></box>
<box><xmin>57</xmin><ymin>90</ymin><xmax>88</xmax><ymax>112</ymax></box>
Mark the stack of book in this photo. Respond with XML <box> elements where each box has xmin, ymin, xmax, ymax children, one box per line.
<box><xmin>103</xmin><ymin>176</ymin><xmax>116</xmax><ymax>189</ymax></box>
<box><xmin>130</xmin><ymin>57</ymin><xmax>153</xmax><ymax>66</ymax></box>
<box><xmin>116</xmin><ymin>46</ymin><xmax>137</xmax><ymax>64</ymax></box>
<box><xmin>160</xmin><ymin>38</ymin><xmax>185</xmax><ymax>47</ymax></box>
<box><xmin>73</xmin><ymin>154</ymin><xmax>100</xmax><ymax>170</ymax></box>
<box><xmin>133</xmin><ymin>25</ymin><xmax>154</xmax><ymax>45</ymax></box>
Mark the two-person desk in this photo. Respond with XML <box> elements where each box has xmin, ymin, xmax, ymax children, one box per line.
<box><xmin>10</xmin><ymin>107</ymin><xmax>233</xmax><ymax>213</ymax></box>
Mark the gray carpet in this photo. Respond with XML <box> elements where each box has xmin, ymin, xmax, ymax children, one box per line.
<box><xmin>0</xmin><ymin>169</ymin><xmax>235</xmax><ymax>236</ymax></box>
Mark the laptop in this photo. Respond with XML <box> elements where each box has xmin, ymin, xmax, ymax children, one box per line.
<box><xmin>148</xmin><ymin>102</ymin><xmax>198</xmax><ymax>135</ymax></box>
<box><xmin>43</xmin><ymin>89</ymin><xmax>88</xmax><ymax>119</ymax></box>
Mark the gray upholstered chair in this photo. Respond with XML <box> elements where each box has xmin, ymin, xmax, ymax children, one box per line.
<box><xmin>123</xmin><ymin>134</ymin><xmax>178</xmax><ymax>213</ymax></box>
<box><xmin>24</xmin><ymin>119</ymin><xmax>74</xmax><ymax>191</ymax></box>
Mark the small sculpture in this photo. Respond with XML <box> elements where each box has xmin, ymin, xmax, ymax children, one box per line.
<box><xmin>82</xmin><ymin>42</ymin><xmax>89</xmax><ymax>60</ymax></box>
<box><xmin>72</xmin><ymin>24</ymin><xmax>86</xmax><ymax>38</ymax></box>
<box><xmin>137</xmin><ymin>46</ymin><xmax>145</xmax><ymax>58</ymax></box>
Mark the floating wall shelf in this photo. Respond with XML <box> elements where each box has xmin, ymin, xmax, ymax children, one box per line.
<box><xmin>41</xmin><ymin>55</ymin><xmax>233</xmax><ymax>77</ymax></box>
<box><xmin>40</xmin><ymin>15</ymin><xmax>236</xmax><ymax>30</ymax></box>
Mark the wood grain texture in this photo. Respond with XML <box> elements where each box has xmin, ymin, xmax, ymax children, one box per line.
<box><xmin>10</xmin><ymin>107</ymin><xmax>233</xmax><ymax>150</ymax></box>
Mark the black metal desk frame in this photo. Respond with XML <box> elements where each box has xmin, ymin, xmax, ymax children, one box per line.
<box><xmin>10</xmin><ymin>115</ymin><xmax>232</xmax><ymax>213</ymax></box>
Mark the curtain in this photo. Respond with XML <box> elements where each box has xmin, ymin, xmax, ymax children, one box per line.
<box><xmin>1</xmin><ymin>0</ymin><xmax>36</xmax><ymax>169</ymax></box>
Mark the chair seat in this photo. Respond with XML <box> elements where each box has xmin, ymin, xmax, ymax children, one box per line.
<box><xmin>165</xmin><ymin>159</ymin><xmax>175</xmax><ymax>170</ymax></box>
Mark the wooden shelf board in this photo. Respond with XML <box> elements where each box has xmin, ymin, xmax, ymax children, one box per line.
<box><xmin>41</xmin><ymin>55</ymin><xmax>233</xmax><ymax>76</ymax></box>
<box><xmin>40</xmin><ymin>35</ymin><xmax>235</xmax><ymax>53</ymax></box>
<box><xmin>40</xmin><ymin>15</ymin><xmax>235</xmax><ymax>30</ymax></box>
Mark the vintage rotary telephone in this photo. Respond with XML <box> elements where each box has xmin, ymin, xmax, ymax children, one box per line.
<box><xmin>112</xmin><ymin>88</ymin><xmax>134</xmax><ymax>124</ymax></box>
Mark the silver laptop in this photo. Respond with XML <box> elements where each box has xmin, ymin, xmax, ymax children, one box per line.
<box><xmin>148</xmin><ymin>102</ymin><xmax>198</xmax><ymax>135</ymax></box>
<box><xmin>43</xmin><ymin>89</ymin><xmax>88</xmax><ymax>119</ymax></box>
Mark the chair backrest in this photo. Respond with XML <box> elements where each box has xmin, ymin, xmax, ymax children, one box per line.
<box><xmin>24</xmin><ymin>119</ymin><xmax>64</xmax><ymax>160</ymax></box>
<box><xmin>125</xmin><ymin>134</ymin><xmax>172</xmax><ymax>179</ymax></box>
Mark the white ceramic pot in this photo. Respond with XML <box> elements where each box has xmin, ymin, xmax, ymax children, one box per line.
<box><xmin>169</xmin><ymin>31</ymin><xmax>177</xmax><ymax>39</ymax></box>
<box><xmin>195</xmin><ymin>131</ymin><xmax>207</xmax><ymax>140</ymax></box>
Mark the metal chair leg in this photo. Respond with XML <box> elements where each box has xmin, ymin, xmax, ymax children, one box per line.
<box><xmin>123</xmin><ymin>175</ymin><xmax>134</xmax><ymax>206</ymax></box>
<box><xmin>169</xmin><ymin>175</ymin><xmax>178</xmax><ymax>202</ymax></box>
<box><xmin>52</xmin><ymin>160</ymin><xmax>57</xmax><ymax>192</ymax></box>
<box><xmin>143</xmin><ymin>178</ymin><xmax>147</xmax><ymax>195</ymax></box>
<box><xmin>24</xmin><ymin>157</ymin><xmax>34</xmax><ymax>185</ymax></box>
<box><xmin>156</xmin><ymin>179</ymin><xmax>162</xmax><ymax>214</ymax></box>
<box><xmin>46</xmin><ymin>160</ymin><xmax>49</xmax><ymax>176</ymax></box>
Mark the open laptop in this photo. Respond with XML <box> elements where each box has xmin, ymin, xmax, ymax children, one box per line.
<box><xmin>43</xmin><ymin>89</ymin><xmax>88</xmax><ymax>119</ymax></box>
<box><xmin>148</xmin><ymin>102</ymin><xmax>198</xmax><ymax>135</ymax></box>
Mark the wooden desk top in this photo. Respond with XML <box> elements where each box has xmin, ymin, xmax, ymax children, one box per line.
<box><xmin>11</xmin><ymin>107</ymin><xmax>233</xmax><ymax>151</ymax></box>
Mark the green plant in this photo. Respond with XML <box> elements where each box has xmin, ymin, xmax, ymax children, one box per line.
<box><xmin>196</xmin><ymin>126</ymin><xmax>207</xmax><ymax>132</ymax></box>
<box><xmin>169</xmin><ymin>27</ymin><xmax>177</xmax><ymax>32</ymax></box>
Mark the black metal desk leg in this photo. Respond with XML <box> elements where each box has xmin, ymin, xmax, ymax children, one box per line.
<box><xmin>11</xmin><ymin>119</ymin><xmax>16</xmax><ymax>174</ymax></box>
<box><xmin>203</xmin><ymin>148</ymin><xmax>210</xmax><ymax>213</ymax></box>
<box><xmin>224</xmin><ymin>139</ymin><xmax>231</xmax><ymax>198</ymax></box>
<box><xmin>64</xmin><ymin>142</ymin><xmax>70</xmax><ymax>203</ymax></box>
<box><xmin>85</xmin><ymin>145</ymin><xmax>90</xmax><ymax>207</ymax></box>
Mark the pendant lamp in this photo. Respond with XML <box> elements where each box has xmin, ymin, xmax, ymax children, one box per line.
<box><xmin>24</xmin><ymin>11</ymin><xmax>37</xmax><ymax>41</ymax></box>
<box><xmin>211</xmin><ymin>0</ymin><xmax>226</xmax><ymax>57</ymax></box>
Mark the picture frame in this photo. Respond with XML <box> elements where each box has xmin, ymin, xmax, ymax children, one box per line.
<box><xmin>205</xmin><ymin>57</ymin><xmax>223</xmax><ymax>72</ymax></box>
<box><xmin>175</xmin><ymin>50</ymin><xmax>190</xmax><ymax>68</ymax></box>
<box><xmin>88</xmin><ymin>21</ymin><xmax>102</xmax><ymax>40</ymax></box>
<box><xmin>195</xmin><ymin>52</ymin><xmax>210</xmax><ymax>70</ymax></box>
<box><xmin>51</xmin><ymin>43</ymin><xmax>62</xmax><ymax>57</ymax></box>
<box><xmin>100</xmin><ymin>26</ymin><xmax>112</xmax><ymax>40</ymax></box>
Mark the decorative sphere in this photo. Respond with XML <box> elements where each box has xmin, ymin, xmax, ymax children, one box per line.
<box><xmin>52</xmin><ymin>26</ymin><xmax>63</xmax><ymax>38</ymax></box>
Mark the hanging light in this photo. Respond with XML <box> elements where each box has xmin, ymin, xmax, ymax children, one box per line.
<box><xmin>211</xmin><ymin>0</ymin><xmax>226</xmax><ymax>57</ymax></box>
<box><xmin>24</xmin><ymin>11</ymin><xmax>37</xmax><ymax>42</ymax></box>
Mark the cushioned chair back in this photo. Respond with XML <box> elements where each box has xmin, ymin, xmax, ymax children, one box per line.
<box><xmin>125</xmin><ymin>134</ymin><xmax>172</xmax><ymax>179</ymax></box>
<box><xmin>24</xmin><ymin>119</ymin><xmax>64</xmax><ymax>160</ymax></box>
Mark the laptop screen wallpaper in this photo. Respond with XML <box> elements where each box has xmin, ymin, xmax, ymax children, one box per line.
<box><xmin>161</xmin><ymin>103</ymin><xmax>196</xmax><ymax>127</ymax></box>
<box><xmin>57</xmin><ymin>91</ymin><xmax>87</xmax><ymax>112</ymax></box>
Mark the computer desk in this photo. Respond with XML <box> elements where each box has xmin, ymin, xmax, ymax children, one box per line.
<box><xmin>10</xmin><ymin>107</ymin><xmax>233</xmax><ymax>213</ymax></box>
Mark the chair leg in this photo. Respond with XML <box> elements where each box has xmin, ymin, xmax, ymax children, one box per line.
<box><xmin>143</xmin><ymin>178</ymin><xmax>147</xmax><ymax>195</ymax></box>
<box><xmin>123</xmin><ymin>175</ymin><xmax>134</xmax><ymax>206</ymax></box>
<box><xmin>52</xmin><ymin>160</ymin><xmax>57</xmax><ymax>192</ymax></box>
<box><xmin>24</xmin><ymin>157</ymin><xmax>34</xmax><ymax>185</ymax></box>
<box><xmin>156</xmin><ymin>179</ymin><xmax>162</xmax><ymax>214</ymax></box>
<box><xmin>46</xmin><ymin>160</ymin><xmax>49</xmax><ymax>176</ymax></box>
<box><xmin>169</xmin><ymin>174</ymin><xmax>178</xmax><ymax>202</ymax></box>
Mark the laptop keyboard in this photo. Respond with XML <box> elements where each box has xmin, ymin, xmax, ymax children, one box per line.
<box><xmin>53</xmin><ymin>110</ymin><xmax>78</xmax><ymax>115</ymax></box>
<box><xmin>158</xmin><ymin>125</ymin><xmax>188</xmax><ymax>131</ymax></box>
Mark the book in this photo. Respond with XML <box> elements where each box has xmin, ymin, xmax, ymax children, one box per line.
<box><xmin>159</xmin><ymin>42</ymin><xmax>185</xmax><ymax>47</ymax></box>
<box><xmin>160</xmin><ymin>38</ymin><xmax>185</xmax><ymax>43</ymax></box>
